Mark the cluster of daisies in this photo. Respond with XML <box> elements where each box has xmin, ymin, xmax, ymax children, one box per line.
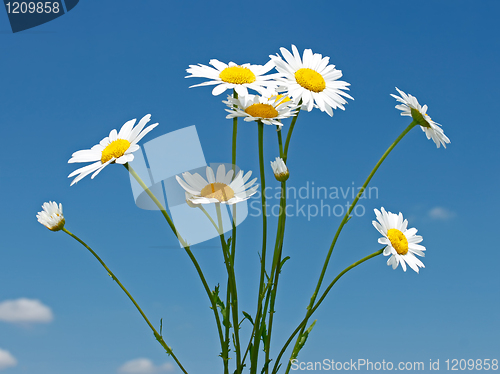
<box><xmin>187</xmin><ymin>44</ymin><xmax>353</xmax><ymax>121</ymax></box>
<box><xmin>37</xmin><ymin>44</ymin><xmax>452</xmax><ymax>273</ymax></box>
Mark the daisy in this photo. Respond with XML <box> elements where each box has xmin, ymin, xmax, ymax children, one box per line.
<box><xmin>372</xmin><ymin>208</ymin><xmax>426</xmax><ymax>273</ymax></box>
<box><xmin>37</xmin><ymin>201</ymin><xmax>65</xmax><ymax>231</ymax></box>
<box><xmin>270</xmin><ymin>45</ymin><xmax>353</xmax><ymax>116</ymax></box>
<box><xmin>223</xmin><ymin>94</ymin><xmax>299</xmax><ymax>127</ymax></box>
<box><xmin>176</xmin><ymin>164</ymin><xmax>258</xmax><ymax>205</ymax></box>
<box><xmin>270</xmin><ymin>157</ymin><xmax>289</xmax><ymax>182</ymax></box>
<box><xmin>391</xmin><ymin>87</ymin><xmax>450</xmax><ymax>148</ymax></box>
<box><xmin>68</xmin><ymin>114</ymin><xmax>158</xmax><ymax>186</ymax></box>
<box><xmin>185</xmin><ymin>59</ymin><xmax>280</xmax><ymax>97</ymax></box>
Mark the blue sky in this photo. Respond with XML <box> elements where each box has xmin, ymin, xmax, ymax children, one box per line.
<box><xmin>0</xmin><ymin>1</ymin><xmax>499</xmax><ymax>373</ymax></box>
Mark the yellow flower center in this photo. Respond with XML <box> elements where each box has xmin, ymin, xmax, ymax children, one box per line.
<box><xmin>410</xmin><ymin>108</ymin><xmax>431</xmax><ymax>128</ymax></box>
<box><xmin>271</xmin><ymin>94</ymin><xmax>292</xmax><ymax>105</ymax></box>
<box><xmin>295</xmin><ymin>68</ymin><xmax>326</xmax><ymax>93</ymax></box>
<box><xmin>219</xmin><ymin>66</ymin><xmax>256</xmax><ymax>85</ymax></box>
<box><xmin>245</xmin><ymin>103</ymin><xmax>279</xmax><ymax>119</ymax></box>
<box><xmin>200</xmin><ymin>182</ymin><xmax>235</xmax><ymax>202</ymax></box>
<box><xmin>101</xmin><ymin>139</ymin><xmax>131</xmax><ymax>164</ymax></box>
<box><xmin>387</xmin><ymin>229</ymin><xmax>409</xmax><ymax>255</ymax></box>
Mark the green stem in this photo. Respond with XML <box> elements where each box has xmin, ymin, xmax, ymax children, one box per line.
<box><xmin>272</xmin><ymin>248</ymin><xmax>385</xmax><ymax>374</ymax></box>
<box><xmin>241</xmin><ymin>281</ymin><xmax>272</xmax><ymax>366</ymax></box>
<box><xmin>232</xmin><ymin>90</ymin><xmax>238</xmax><ymax>167</ymax></box>
<box><xmin>124</xmin><ymin>164</ymin><xmax>226</xmax><ymax>367</ymax></box>
<box><xmin>62</xmin><ymin>227</ymin><xmax>189</xmax><ymax>374</ymax></box>
<box><xmin>250</xmin><ymin>121</ymin><xmax>268</xmax><ymax>374</ymax></box>
<box><xmin>198</xmin><ymin>207</ymin><xmax>230</xmax><ymax>374</ymax></box>
<box><xmin>285</xmin><ymin>121</ymin><xmax>417</xmax><ymax>371</ymax></box>
<box><xmin>264</xmin><ymin>181</ymin><xmax>287</xmax><ymax>373</ymax></box>
<box><xmin>283</xmin><ymin>103</ymin><xmax>301</xmax><ymax>163</ymax></box>
<box><xmin>216</xmin><ymin>204</ymin><xmax>242</xmax><ymax>373</ymax></box>
<box><xmin>198</xmin><ymin>205</ymin><xmax>220</xmax><ymax>234</ymax></box>
<box><xmin>277</xmin><ymin>126</ymin><xmax>284</xmax><ymax>159</ymax></box>
<box><xmin>231</xmin><ymin>91</ymin><xmax>238</xmax><ymax>263</ymax></box>
<box><xmin>230</xmin><ymin>90</ymin><xmax>239</xmax><ymax>374</ymax></box>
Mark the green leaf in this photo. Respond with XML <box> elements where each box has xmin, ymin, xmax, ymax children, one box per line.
<box><xmin>261</xmin><ymin>359</ymin><xmax>272</xmax><ymax>374</ymax></box>
<box><xmin>278</xmin><ymin>256</ymin><xmax>290</xmax><ymax>273</ymax></box>
<box><xmin>242</xmin><ymin>311</ymin><xmax>254</xmax><ymax>326</ymax></box>
<box><xmin>260</xmin><ymin>320</ymin><xmax>268</xmax><ymax>352</ymax></box>
<box><xmin>211</xmin><ymin>284</ymin><xmax>231</xmax><ymax>328</ymax></box>
<box><xmin>292</xmin><ymin>320</ymin><xmax>317</xmax><ymax>359</ymax></box>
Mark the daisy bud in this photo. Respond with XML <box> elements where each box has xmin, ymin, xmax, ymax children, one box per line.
<box><xmin>271</xmin><ymin>157</ymin><xmax>289</xmax><ymax>182</ymax></box>
<box><xmin>36</xmin><ymin>201</ymin><xmax>65</xmax><ymax>231</ymax></box>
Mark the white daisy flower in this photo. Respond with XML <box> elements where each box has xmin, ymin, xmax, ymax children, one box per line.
<box><xmin>270</xmin><ymin>157</ymin><xmax>289</xmax><ymax>182</ymax></box>
<box><xmin>223</xmin><ymin>94</ymin><xmax>299</xmax><ymax>127</ymax></box>
<box><xmin>68</xmin><ymin>114</ymin><xmax>158</xmax><ymax>186</ymax></box>
<box><xmin>176</xmin><ymin>164</ymin><xmax>258</xmax><ymax>205</ymax></box>
<box><xmin>185</xmin><ymin>59</ymin><xmax>280</xmax><ymax>97</ymax></box>
<box><xmin>37</xmin><ymin>201</ymin><xmax>65</xmax><ymax>231</ymax></box>
<box><xmin>391</xmin><ymin>87</ymin><xmax>450</xmax><ymax>148</ymax></box>
<box><xmin>270</xmin><ymin>44</ymin><xmax>353</xmax><ymax>116</ymax></box>
<box><xmin>372</xmin><ymin>208</ymin><xmax>426</xmax><ymax>273</ymax></box>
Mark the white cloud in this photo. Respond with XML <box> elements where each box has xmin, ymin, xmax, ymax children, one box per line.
<box><xmin>160</xmin><ymin>363</ymin><xmax>175</xmax><ymax>372</ymax></box>
<box><xmin>0</xmin><ymin>298</ymin><xmax>53</xmax><ymax>324</ymax></box>
<box><xmin>0</xmin><ymin>349</ymin><xmax>17</xmax><ymax>370</ymax></box>
<box><xmin>118</xmin><ymin>358</ymin><xmax>175</xmax><ymax>374</ymax></box>
<box><xmin>429</xmin><ymin>207</ymin><xmax>456</xmax><ymax>221</ymax></box>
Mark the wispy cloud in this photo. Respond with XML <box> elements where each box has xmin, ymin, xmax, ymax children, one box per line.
<box><xmin>0</xmin><ymin>349</ymin><xmax>17</xmax><ymax>370</ymax></box>
<box><xmin>428</xmin><ymin>206</ymin><xmax>456</xmax><ymax>221</ymax></box>
<box><xmin>118</xmin><ymin>358</ymin><xmax>174</xmax><ymax>374</ymax></box>
<box><xmin>0</xmin><ymin>298</ymin><xmax>53</xmax><ymax>324</ymax></box>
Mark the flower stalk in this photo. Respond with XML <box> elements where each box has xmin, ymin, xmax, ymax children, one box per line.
<box><xmin>62</xmin><ymin>227</ymin><xmax>188</xmax><ymax>374</ymax></box>
<box><xmin>285</xmin><ymin>121</ymin><xmax>417</xmax><ymax>370</ymax></box>
<box><xmin>124</xmin><ymin>163</ymin><xmax>227</xmax><ymax>368</ymax></box>
<box><xmin>273</xmin><ymin>248</ymin><xmax>386</xmax><ymax>374</ymax></box>
<box><xmin>250</xmin><ymin>121</ymin><xmax>268</xmax><ymax>374</ymax></box>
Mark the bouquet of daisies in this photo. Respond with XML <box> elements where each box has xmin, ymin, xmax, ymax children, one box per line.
<box><xmin>37</xmin><ymin>44</ymin><xmax>450</xmax><ymax>374</ymax></box>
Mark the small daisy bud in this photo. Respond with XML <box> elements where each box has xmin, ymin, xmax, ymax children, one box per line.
<box><xmin>270</xmin><ymin>157</ymin><xmax>289</xmax><ymax>182</ymax></box>
<box><xmin>36</xmin><ymin>201</ymin><xmax>65</xmax><ymax>231</ymax></box>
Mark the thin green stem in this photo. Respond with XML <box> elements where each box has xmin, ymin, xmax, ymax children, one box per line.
<box><xmin>198</xmin><ymin>204</ymin><xmax>235</xmax><ymax>374</ymax></box>
<box><xmin>250</xmin><ymin>121</ymin><xmax>268</xmax><ymax>374</ymax></box>
<box><xmin>283</xmin><ymin>104</ymin><xmax>301</xmax><ymax>163</ymax></box>
<box><xmin>230</xmin><ymin>91</ymin><xmax>239</xmax><ymax>374</ymax></box>
<box><xmin>285</xmin><ymin>121</ymin><xmax>417</xmax><ymax>371</ymax></box>
<box><xmin>264</xmin><ymin>181</ymin><xmax>287</xmax><ymax>373</ymax></box>
<box><xmin>277</xmin><ymin>126</ymin><xmax>284</xmax><ymax>159</ymax></box>
<box><xmin>62</xmin><ymin>227</ymin><xmax>189</xmax><ymax>374</ymax></box>
<box><xmin>232</xmin><ymin>90</ymin><xmax>238</xmax><ymax>167</ymax></box>
<box><xmin>241</xmin><ymin>280</ymin><xmax>272</xmax><ymax>366</ymax></box>
<box><xmin>216</xmin><ymin>204</ymin><xmax>243</xmax><ymax>373</ymax></box>
<box><xmin>198</xmin><ymin>205</ymin><xmax>220</xmax><ymax>235</ymax></box>
<box><xmin>272</xmin><ymin>248</ymin><xmax>385</xmax><ymax>374</ymax></box>
<box><xmin>124</xmin><ymin>164</ymin><xmax>226</xmax><ymax>367</ymax></box>
<box><xmin>230</xmin><ymin>92</ymin><xmax>238</xmax><ymax>266</ymax></box>
<box><xmin>125</xmin><ymin>164</ymin><xmax>184</xmax><ymax>244</ymax></box>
